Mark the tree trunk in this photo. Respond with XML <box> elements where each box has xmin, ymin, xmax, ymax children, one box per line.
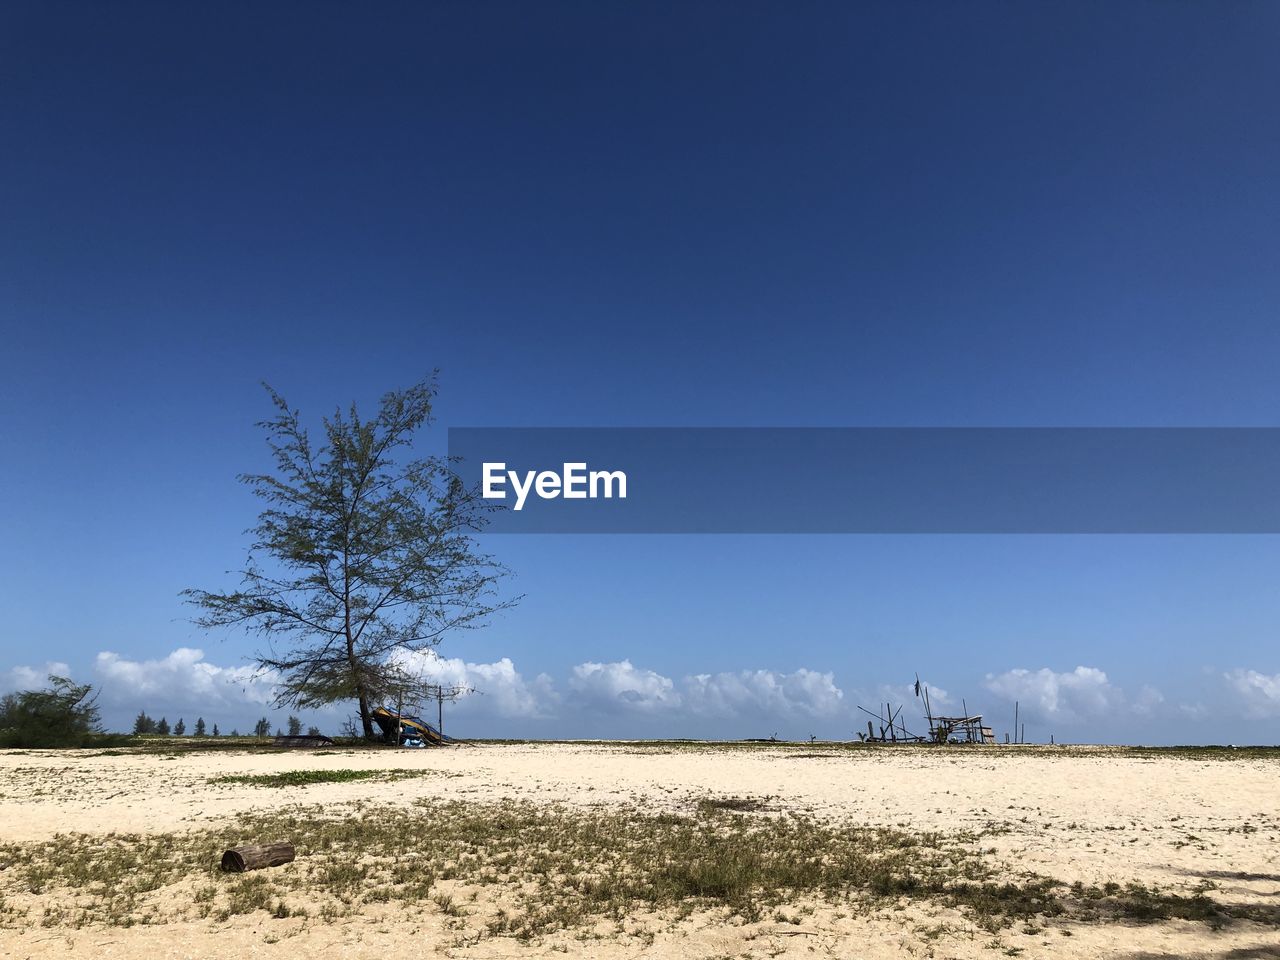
<box><xmin>221</xmin><ymin>843</ymin><xmax>295</xmax><ymax>872</ymax></box>
<box><xmin>345</xmin><ymin>615</ymin><xmax>375</xmax><ymax>740</ymax></box>
<box><xmin>358</xmin><ymin>688</ymin><xmax>375</xmax><ymax>740</ymax></box>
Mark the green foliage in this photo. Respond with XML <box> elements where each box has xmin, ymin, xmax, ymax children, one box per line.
<box><xmin>184</xmin><ymin>376</ymin><xmax>516</xmax><ymax>738</ymax></box>
<box><xmin>194</xmin><ymin>717</ymin><xmax>206</xmax><ymax>736</ymax></box>
<box><xmin>132</xmin><ymin>711</ymin><xmax>155</xmax><ymax>735</ymax></box>
<box><xmin>154</xmin><ymin>717</ymin><xmax>170</xmax><ymax>736</ymax></box>
<box><xmin>209</xmin><ymin>768</ymin><xmax>429</xmax><ymax>788</ymax></box>
<box><xmin>173</xmin><ymin>718</ymin><xmax>186</xmax><ymax>736</ymax></box>
<box><xmin>287</xmin><ymin>715</ymin><xmax>302</xmax><ymax>736</ymax></box>
<box><xmin>0</xmin><ymin>676</ymin><xmax>103</xmax><ymax>748</ymax></box>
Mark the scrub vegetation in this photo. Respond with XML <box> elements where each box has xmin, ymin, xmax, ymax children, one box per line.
<box><xmin>0</xmin><ymin>798</ymin><xmax>1272</xmax><ymax>941</ymax></box>
<box><xmin>0</xmin><ymin>676</ymin><xmax>127</xmax><ymax>749</ymax></box>
<box><xmin>208</xmin><ymin>768</ymin><xmax>437</xmax><ymax>788</ymax></box>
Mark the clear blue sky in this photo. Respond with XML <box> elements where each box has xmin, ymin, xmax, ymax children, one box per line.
<box><xmin>2</xmin><ymin>2</ymin><xmax>1278</xmax><ymax>742</ymax></box>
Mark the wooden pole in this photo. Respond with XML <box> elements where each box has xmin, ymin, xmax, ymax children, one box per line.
<box><xmin>1014</xmin><ymin>701</ymin><xmax>1019</xmax><ymax>744</ymax></box>
<box><xmin>221</xmin><ymin>843</ymin><xmax>295</xmax><ymax>872</ymax></box>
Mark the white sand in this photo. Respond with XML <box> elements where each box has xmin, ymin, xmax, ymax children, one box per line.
<box><xmin>1</xmin><ymin>743</ymin><xmax>1277</xmax><ymax>958</ymax></box>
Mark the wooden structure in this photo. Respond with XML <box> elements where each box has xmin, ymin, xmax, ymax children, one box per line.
<box><xmin>271</xmin><ymin>734</ymin><xmax>336</xmax><ymax>748</ymax></box>
<box><xmin>856</xmin><ymin>673</ymin><xmax>998</xmax><ymax>745</ymax></box>
<box><xmin>927</xmin><ymin>715</ymin><xmax>997</xmax><ymax>744</ymax></box>
<box><xmin>371</xmin><ymin>706</ymin><xmax>456</xmax><ymax>746</ymax></box>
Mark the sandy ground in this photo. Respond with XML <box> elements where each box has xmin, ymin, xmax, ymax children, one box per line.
<box><xmin>1</xmin><ymin>743</ymin><xmax>1277</xmax><ymax>959</ymax></box>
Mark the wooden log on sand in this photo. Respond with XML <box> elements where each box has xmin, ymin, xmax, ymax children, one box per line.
<box><xmin>221</xmin><ymin>843</ymin><xmax>295</xmax><ymax>872</ymax></box>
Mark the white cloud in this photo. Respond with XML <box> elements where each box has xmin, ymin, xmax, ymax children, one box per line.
<box><xmin>93</xmin><ymin>648</ymin><xmax>278</xmax><ymax>709</ymax></box>
<box><xmin>16</xmin><ymin>646</ymin><xmax>1229</xmax><ymax>740</ymax></box>
<box><xmin>1225</xmin><ymin>669</ymin><xmax>1280</xmax><ymax>718</ymax></box>
<box><xmin>386</xmin><ymin>648</ymin><xmax>556</xmax><ymax>719</ymax></box>
<box><xmin>569</xmin><ymin>660</ymin><xmax>681</xmax><ymax>714</ymax></box>
<box><xmin>1132</xmin><ymin>684</ymin><xmax>1164</xmax><ymax>716</ymax></box>
<box><xmin>1</xmin><ymin>662</ymin><xmax>72</xmax><ymax>694</ymax></box>
<box><xmin>984</xmin><ymin>666</ymin><xmax>1131</xmax><ymax>723</ymax></box>
<box><xmin>684</xmin><ymin>668</ymin><xmax>843</xmax><ymax>718</ymax></box>
<box><xmin>564</xmin><ymin>661</ymin><xmax>844</xmax><ymax>721</ymax></box>
<box><xmin>88</xmin><ymin>647</ymin><xmax>558</xmax><ymax>721</ymax></box>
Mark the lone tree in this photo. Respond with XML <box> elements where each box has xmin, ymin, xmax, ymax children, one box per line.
<box><xmin>186</xmin><ymin>377</ymin><xmax>513</xmax><ymax>739</ymax></box>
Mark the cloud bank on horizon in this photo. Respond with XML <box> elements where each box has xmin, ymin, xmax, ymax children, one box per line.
<box><xmin>3</xmin><ymin>648</ymin><xmax>1277</xmax><ymax>743</ymax></box>
<box><xmin>983</xmin><ymin>666</ymin><xmax>1164</xmax><ymax>723</ymax></box>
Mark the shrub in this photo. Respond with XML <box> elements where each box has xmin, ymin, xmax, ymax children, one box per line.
<box><xmin>0</xmin><ymin>676</ymin><xmax>104</xmax><ymax>748</ymax></box>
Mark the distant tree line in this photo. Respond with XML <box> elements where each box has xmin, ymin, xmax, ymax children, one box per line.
<box><xmin>132</xmin><ymin>712</ymin><xmax>220</xmax><ymax>737</ymax></box>
<box><xmin>2</xmin><ymin>673</ymin><xmax>330</xmax><ymax>746</ymax></box>
<box><xmin>131</xmin><ymin>712</ymin><xmax>321</xmax><ymax>739</ymax></box>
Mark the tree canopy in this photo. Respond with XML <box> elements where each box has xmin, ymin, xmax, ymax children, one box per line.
<box><xmin>187</xmin><ymin>376</ymin><xmax>514</xmax><ymax>738</ymax></box>
<box><xmin>0</xmin><ymin>676</ymin><xmax>102</xmax><ymax>748</ymax></box>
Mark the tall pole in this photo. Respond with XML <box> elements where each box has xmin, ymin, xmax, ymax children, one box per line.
<box><xmin>396</xmin><ymin>690</ymin><xmax>404</xmax><ymax>746</ymax></box>
<box><xmin>1014</xmin><ymin>701</ymin><xmax>1019</xmax><ymax>744</ymax></box>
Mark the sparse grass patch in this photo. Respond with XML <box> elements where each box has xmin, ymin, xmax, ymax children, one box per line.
<box><xmin>696</xmin><ymin>795</ymin><xmax>774</xmax><ymax>814</ymax></box>
<box><xmin>0</xmin><ymin>798</ymin><xmax>1274</xmax><ymax>940</ymax></box>
<box><xmin>209</xmin><ymin>768</ymin><xmax>431</xmax><ymax>788</ymax></box>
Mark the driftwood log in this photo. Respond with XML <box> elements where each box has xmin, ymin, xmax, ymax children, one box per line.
<box><xmin>220</xmin><ymin>843</ymin><xmax>295</xmax><ymax>872</ymax></box>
